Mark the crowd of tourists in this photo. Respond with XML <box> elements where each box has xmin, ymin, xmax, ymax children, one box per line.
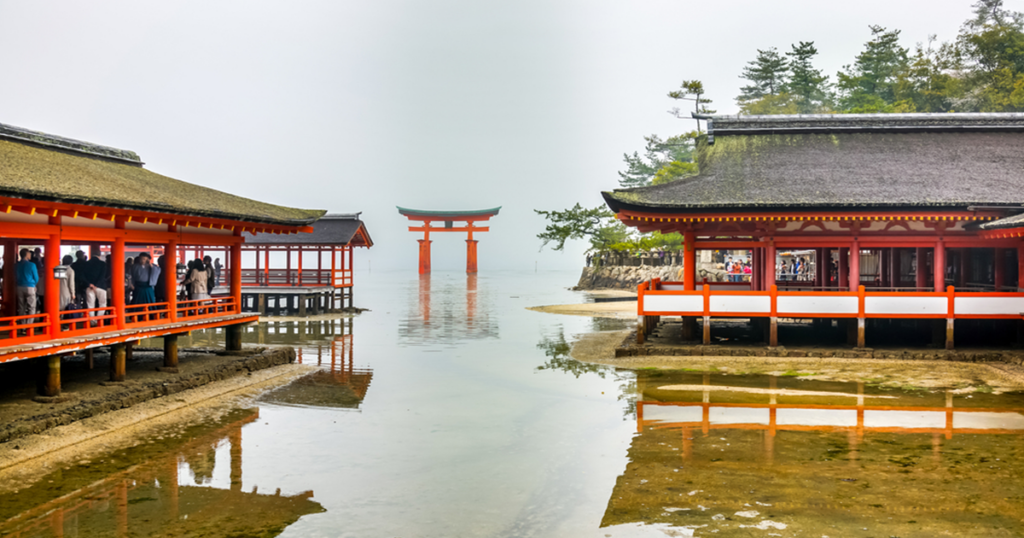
<box><xmin>8</xmin><ymin>248</ymin><xmax>223</xmax><ymax>327</ymax></box>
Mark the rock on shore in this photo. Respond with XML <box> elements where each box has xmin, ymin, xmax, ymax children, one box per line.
<box><xmin>576</xmin><ymin>265</ymin><xmax>728</xmax><ymax>290</ymax></box>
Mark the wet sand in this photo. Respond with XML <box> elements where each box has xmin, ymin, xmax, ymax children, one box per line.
<box><xmin>528</xmin><ymin>290</ymin><xmax>637</xmax><ymax>319</ymax></box>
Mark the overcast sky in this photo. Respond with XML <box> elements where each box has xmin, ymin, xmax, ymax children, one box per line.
<box><xmin>0</xmin><ymin>0</ymin><xmax>1004</xmax><ymax>272</ymax></box>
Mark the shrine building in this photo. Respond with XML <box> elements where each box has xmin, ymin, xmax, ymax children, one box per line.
<box><xmin>0</xmin><ymin>122</ymin><xmax>324</xmax><ymax>398</ymax></box>
<box><xmin>240</xmin><ymin>213</ymin><xmax>372</xmax><ymax>314</ymax></box>
<box><xmin>602</xmin><ymin>113</ymin><xmax>1024</xmax><ymax>350</ymax></box>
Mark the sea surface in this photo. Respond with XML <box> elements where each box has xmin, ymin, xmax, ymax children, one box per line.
<box><xmin>2</xmin><ymin>270</ymin><xmax>1024</xmax><ymax>537</ymax></box>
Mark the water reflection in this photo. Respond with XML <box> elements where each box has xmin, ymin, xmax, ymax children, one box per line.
<box><xmin>603</xmin><ymin>371</ymin><xmax>1024</xmax><ymax>536</ymax></box>
<box><xmin>399</xmin><ymin>274</ymin><xmax>498</xmax><ymax>345</ymax></box>
<box><xmin>0</xmin><ymin>409</ymin><xmax>323</xmax><ymax>537</ymax></box>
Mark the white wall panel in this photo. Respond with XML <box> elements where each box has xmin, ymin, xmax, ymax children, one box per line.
<box><xmin>777</xmin><ymin>295</ymin><xmax>858</xmax><ymax>315</ymax></box>
<box><xmin>709</xmin><ymin>295</ymin><xmax>770</xmax><ymax>313</ymax></box>
<box><xmin>866</xmin><ymin>296</ymin><xmax>947</xmax><ymax>315</ymax></box>
<box><xmin>643</xmin><ymin>294</ymin><xmax>703</xmax><ymax>313</ymax></box>
<box><xmin>955</xmin><ymin>296</ymin><xmax>1024</xmax><ymax>315</ymax></box>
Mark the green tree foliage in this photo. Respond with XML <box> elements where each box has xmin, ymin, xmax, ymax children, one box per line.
<box><xmin>738</xmin><ymin>47</ymin><xmax>789</xmax><ymax>101</ymax></box>
<box><xmin>668</xmin><ymin>80</ymin><xmax>715</xmax><ymax>133</ymax></box>
<box><xmin>837</xmin><ymin>26</ymin><xmax>910</xmax><ymax>111</ymax></box>
<box><xmin>618</xmin><ymin>133</ymin><xmax>699</xmax><ymax>188</ymax></box>
<box><xmin>534</xmin><ymin>204</ymin><xmax>620</xmax><ymax>252</ymax></box>
<box><xmin>956</xmin><ymin>0</ymin><xmax>1024</xmax><ymax>111</ymax></box>
<box><xmin>786</xmin><ymin>41</ymin><xmax>832</xmax><ymax>112</ymax></box>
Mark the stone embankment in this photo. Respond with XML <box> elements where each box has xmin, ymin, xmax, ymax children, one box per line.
<box><xmin>0</xmin><ymin>347</ymin><xmax>296</xmax><ymax>445</ymax></box>
<box><xmin>576</xmin><ymin>265</ymin><xmax>728</xmax><ymax>290</ymax></box>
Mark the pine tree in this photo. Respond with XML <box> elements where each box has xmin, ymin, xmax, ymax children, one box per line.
<box><xmin>737</xmin><ymin>48</ymin><xmax>789</xmax><ymax>102</ymax></box>
<box><xmin>786</xmin><ymin>41</ymin><xmax>831</xmax><ymax>113</ymax></box>
<box><xmin>836</xmin><ymin>26</ymin><xmax>910</xmax><ymax>111</ymax></box>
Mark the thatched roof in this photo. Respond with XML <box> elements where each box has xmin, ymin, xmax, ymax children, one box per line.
<box><xmin>245</xmin><ymin>213</ymin><xmax>373</xmax><ymax>246</ymax></box>
<box><xmin>0</xmin><ymin>122</ymin><xmax>325</xmax><ymax>226</ymax></box>
<box><xmin>603</xmin><ymin>113</ymin><xmax>1024</xmax><ymax>214</ymax></box>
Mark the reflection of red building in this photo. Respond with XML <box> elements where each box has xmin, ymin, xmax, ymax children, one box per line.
<box><xmin>605</xmin><ymin>114</ymin><xmax>1024</xmax><ymax>349</ymax></box>
<box><xmin>0</xmin><ymin>408</ymin><xmax>323</xmax><ymax>537</ymax></box>
<box><xmin>0</xmin><ymin>122</ymin><xmax>322</xmax><ymax>397</ymax></box>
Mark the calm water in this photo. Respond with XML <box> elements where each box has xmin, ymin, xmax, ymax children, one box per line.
<box><xmin>2</xmin><ymin>270</ymin><xmax>1024</xmax><ymax>537</ymax></box>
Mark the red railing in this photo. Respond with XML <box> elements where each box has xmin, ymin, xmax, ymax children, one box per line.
<box><xmin>125</xmin><ymin>302</ymin><xmax>171</xmax><ymax>327</ymax></box>
<box><xmin>0</xmin><ymin>314</ymin><xmax>51</xmax><ymax>345</ymax></box>
<box><xmin>59</xmin><ymin>307</ymin><xmax>117</xmax><ymax>336</ymax></box>
<box><xmin>240</xmin><ymin>269</ymin><xmax>350</xmax><ymax>288</ymax></box>
<box><xmin>176</xmin><ymin>296</ymin><xmax>238</xmax><ymax>320</ymax></box>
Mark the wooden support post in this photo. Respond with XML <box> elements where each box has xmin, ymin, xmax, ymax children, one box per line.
<box><xmin>418</xmin><ymin>239</ymin><xmax>432</xmax><ymax>275</ymax></box>
<box><xmin>768</xmin><ymin>284</ymin><xmax>778</xmax><ymax>347</ymax></box>
<box><xmin>1018</xmin><ymin>243</ymin><xmax>1024</xmax><ymax>290</ymax></box>
<box><xmin>231</xmin><ymin>239</ymin><xmax>242</xmax><ymax>306</ymax></box>
<box><xmin>879</xmin><ymin>248</ymin><xmax>889</xmax><ymax>287</ymax></box>
<box><xmin>856</xmin><ymin>285</ymin><xmax>866</xmax><ymax>348</ymax></box>
<box><xmin>466</xmin><ymin>240</ymin><xmax>478</xmax><ymax>274</ymax></box>
<box><xmin>890</xmin><ymin>247</ymin><xmax>901</xmax><ymax>289</ymax></box>
<box><xmin>946</xmin><ymin>318</ymin><xmax>955</xmax><ymax>350</ymax></box>
<box><xmin>934</xmin><ymin>240</ymin><xmax>946</xmax><ymax>292</ymax></box>
<box><xmin>297</xmin><ymin>246</ymin><xmax>303</xmax><ymax>286</ymax></box>
<box><xmin>838</xmin><ymin>247</ymin><xmax>849</xmax><ymax>290</ymax></box>
<box><xmin>85</xmin><ymin>348</ymin><xmax>94</xmax><ymax>369</ymax></box>
<box><xmin>163</xmin><ymin>334</ymin><xmax>179</xmax><ymax>370</ymax></box>
<box><xmin>125</xmin><ymin>340</ymin><xmax>134</xmax><ymax>362</ymax></box>
<box><xmin>682</xmin><ymin>231</ymin><xmax>698</xmax><ymax>340</ymax></box>
<box><xmin>2</xmin><ymin>240</ymin><xmax>16</xmax><ymax>317</ymax></box>
<box><xmin>166</xmin><ymin>239</ymin><xmax>178</xmax><ymax>322</ymax></box>
<box><xmin>702</xmin><ymin>316</ymin><xmax>711</xmax><ymax>345</ymax></box>
<box><xmin>915</xmin><ymin>247</ymin><xmax>927</xmax><ymax>290</ymax></box>
<box><xmin>45</xmin><ymin>228</ymin><xmax>60</xmax><ymax>337</ymax></box>
<box><xmin>849</xmin><ymin>241</ymin><xmax>860</xmax><ymax>291</ymax></box>
<box><xmin>958</xmin><ymin>249</ymin><xmax>968</xmax><ymax>289</ymax></box>
<box><xmin>636</xmin><ymin>315</ymin><xmax>645</xmax><ymax>344</ymax></box>
<box><xmin>946</xmin><ymin>285</ymin><xmax>955</xmax><ymax>350</ymax></box>
<box><xmin>112</xmin><ymin>234</ymin><xmax>126</xmax><ymax>330</ymax></box>
<box><xmin>38</xmin><ymin>355</ymin><xmax>61</xmax><ymax>397</ymax></box>
<box><xmin>226</xmin><ymin>323</ymin><xmax>243</xmax><ymax>351</ymax></box>
<box><xmin>765</xmin><ymin>241</ymin><xmax>776</xmax><ymax>290</ymax></box>
<box><xmin>995</xmin><ymin>248</ymin><xmax>1006</xmax><ymax>291</ymax></box>
<box><xmin>110</xmin><ymin>343</ymin><xmax>126</xmax><ymax>382</ymax></box>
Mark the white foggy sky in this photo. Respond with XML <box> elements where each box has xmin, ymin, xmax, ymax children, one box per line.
<box><xmin>0</xmin><ymin>0</ymin><xmax>1002</xmax><ymax>272</ymax></box>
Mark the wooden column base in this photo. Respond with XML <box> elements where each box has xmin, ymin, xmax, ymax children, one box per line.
<box><xmin>38</xmin><ymin>355</ymin><xmax>61</xmax><ymax>397</ymax></box>
<box><xmin>226</xmin><ymin>324</ymin><xmax>243</xmax><ymax>351</ymax></box>
<box><xmin>702</xmin><ymin>316</ymin><xmax>711</xmax><ymax>345</ymax></box>
<box><xmin>109</xmin><ymin>344</ymin><xmax>126</xmax><ymax>382</ymax></box>
<box><xmin>856</xmin><ymin>318</ymin><xmax>866</xmax><ymax>349</ymax></box>
<box><xmin>163</xmin><ymin>334</ymin><xmax>179</xmax><ymax>370</ymax></box>
<box><xmin>85</xmin><ymin>348</ymin><xmax>94</xmax><ymax>370</ymax></box>
<box><xmin>769</xmin><ymin>317</ymin><xmax>778</xmax><ymax>347</ymax></box>
<box><xmin>945</xmin><ymin>318</ymin><xmax>955</xmax><ymax>350</ymax></box>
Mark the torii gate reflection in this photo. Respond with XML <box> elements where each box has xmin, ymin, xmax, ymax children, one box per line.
<box><xmin>397</xmin><ymin>207</ymin><xmax>500</xmax><ymax>274</ymax></box>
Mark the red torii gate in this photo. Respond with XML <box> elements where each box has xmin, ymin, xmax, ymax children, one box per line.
<box><xmin>398</xmin><ymin>207</ymin><xmax>500</xmax><ymax>274</ymax></box>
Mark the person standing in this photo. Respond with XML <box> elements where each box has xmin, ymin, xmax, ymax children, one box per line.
<box><xmin>185</xmin><ymin>258</ymin><xmax>210</xmax><ymax>300</ymax></box>
<box><xmin>15</xmin><ymin>248</ymin><xmax>38</xmax><ymax>320</ymax></box>
<box><xmin>130</xmin><ymin>253</ymin><xmax>161</xmax><ymax>305</ymax></box>
<box><xmin>213</xmin><ymin>258</ymin><xmax>222</xmax><ymax>288</ymax></box>
<box><xmin>80</xmin><ymin>253</ymin><xmax>109</xmax><ymax>325</ymax></box>
<box><xmin>203</xmin><ymin>256</ymin><xmax>215</xmax><ymax>293</ymax></box>
<box><xmin>58</xmin><ymin>255</ymin><xmax>76</xmax><ymax>310</ymax></box>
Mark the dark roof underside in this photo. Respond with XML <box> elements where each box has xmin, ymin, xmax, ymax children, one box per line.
<box><xmin>0</xmin><ymin>136</ymin><xmax>324</xmax><ymax>226</ymax></box>
<box><xmin>604</xmin><ymin>130</ymin><xmax>1024</xmax><ymax>213</ymax></box>
<box><xmin>397</xmin><ymin>206</ymin><xmax>501</xmax><ymax>218</ymax></box>
<box><xmin>245</xmin><ymin>216</ymin><xmax>372</xmax><ymax>246</ymax></box>
<box><xmin>979</xmin><ymin>212</ymin><xmax>1024</xmax><ymax>231</ymax></box>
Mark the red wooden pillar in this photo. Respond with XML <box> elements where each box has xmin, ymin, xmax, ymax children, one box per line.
<box><xmin>263</xmin><ymin>248</ymin><xmax>269</xmax><ymax>285</ymax></box>
<box><xmin>286</xmin><ymin>246</ymin><xmax>292</xmax><ymax>285</ymax></box>
<box><xmin>995</xmin><ymin>248</ymin><xmax>1006</xmax><ymax>291</ymax></box>
<box><xmin>45</xmin><ymin>224</ymin><xmax>60</xmax><ymax>337</ymax></box>
<box><xmin>418</xmin><ymin>239</ymin><xmax>431</xmax><ymax>274</ymax></box>
<box><xmin>230</xmin><ymin>238</ymin><xmax>242</xmax><ymax>304</ymax></box>
<box><xmin>297</xmin><ymin>246</ymin><xmax>303</xmax><ymax>286</ymax></box>
<box><xmin>958</xmin><ymin>249</ymin><xmax>968</xmax><ymax>288</ymax></box>
<box><xmin>890</xmin><ymin>247</ymin><xmax>901</xmax><ymax>289</ymax></box>
<box><xmin>849</xmin><ymin>241</ymin><xmax>860</xmax><ymax>291</ymax></box>
<box><xmin>838</xmin><ymin>247</ymin><xmax>849</xmax><ymax>290</ymax></box>
<box><xmin>2</xmin><ymin>240</ymin><xmax>16</xmax><ymax>317</ymax></box>
<box><xmin>915</xmin><ymin>247</ymin><xmax>927</xmax><ymax>290</ymax></box>
<box><xmin>683</xmin><ymin>231</ymin><xmax>696</xmax><ymax>291</ymax></box>
<box><xmin>752</xmin><ymin>248</ymin><xmax>761</xmax><ymax>290</ymax></box>
<box><xmin>112</xmin><ymin>234</ymin><xmax>126</xmax><ymax>330</ymax></box>
<box><xmin>317</xmin><ymin>246</ymin><xmax>323</xmax><ymax>284</ymax></box>
<box><xmin>466</xmin><ymin>240</ymin><xmax>478</xmax><ymax>273</ymax></box>
<box><xmin>1018</xmin><ymin>243</ymin><xmax>1024</xmax><ymax>289</ymax></box>
<box><xmin>934</xmin><ymin>241</ymin><xmax>946</xmax><ymax>291</ymax></box>
<box><xmin>765</xmin><ymin>241</ymin><xmax>776</xmax><ymax>290</ymax></box>
<box><xmin>166</xmin><ymin>239</ymin><xmax>178</xmax><ymax>322</ymax></box>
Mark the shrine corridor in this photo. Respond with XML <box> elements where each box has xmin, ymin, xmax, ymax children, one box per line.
<box><xmin>1</xmin><ymin>270</ymin><xmax>1023</xmax><ymax>537</ymax></box>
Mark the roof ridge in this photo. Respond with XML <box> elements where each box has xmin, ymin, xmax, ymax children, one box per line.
<box><xmin>0</xmin><ymin>123</ymin><xmax>142</xmax><ymax>165</ymax></box>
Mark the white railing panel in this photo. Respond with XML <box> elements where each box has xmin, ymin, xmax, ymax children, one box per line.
<box><xmin>952</xmin><ymin>411</ymin><xmax>1024</xmax><ymax>430</ymax></box>
<box><xmin>708</xmin><ymin>283</ymin><xmax>750</xmax><ymax>291</ymax></box>
<box><xmin>776</xmin><ymin>408</ymin><xmax>857</xmax><ymax>427</ymax></box>
<box><xmin>955</xmin><ymin>296</ymin><xmax>1024</xmax><ymax>316</ymax></box>
<box><xmin>709</xmin><ymin>295</ymin><xmax>770</xmax><ymax>314</ymax></box>
<box><xmin>643</xmin><ymin>294</ymin><xmax>703</xmax><ymax>313</ymax></box>
<box><xmin>709</xmin><ymin>407</ymin><xmax>770</xmax><ymax>425</ymax></box>
<box><xmin>866</xmin><ymin>296</ymin><xmax>947</xmax><ymax>315</ymax></box>
<box><xmin>864</xmin><ymin>410</ymin><xmax>946</xmax><ymax>429</ymax></box>
<box><xmin>643</xmin><ymin>405</ymin><xmax>703</xmax><ymax>424</ymax></box>
<box><xmin>660</xmin><ymin>284</ymin><xmax>686</xmax><ymax>291</ymax></box>
<box><xmin>777</xmin><ymin>295</ymin><xmax>858</xmax><ymax>315</ymax></box>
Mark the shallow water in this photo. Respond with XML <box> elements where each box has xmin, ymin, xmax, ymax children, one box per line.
<box><xmin>2</xmin><ymin>270</ymin><xmax>1024</xmax><ymax>537</ymax></box>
